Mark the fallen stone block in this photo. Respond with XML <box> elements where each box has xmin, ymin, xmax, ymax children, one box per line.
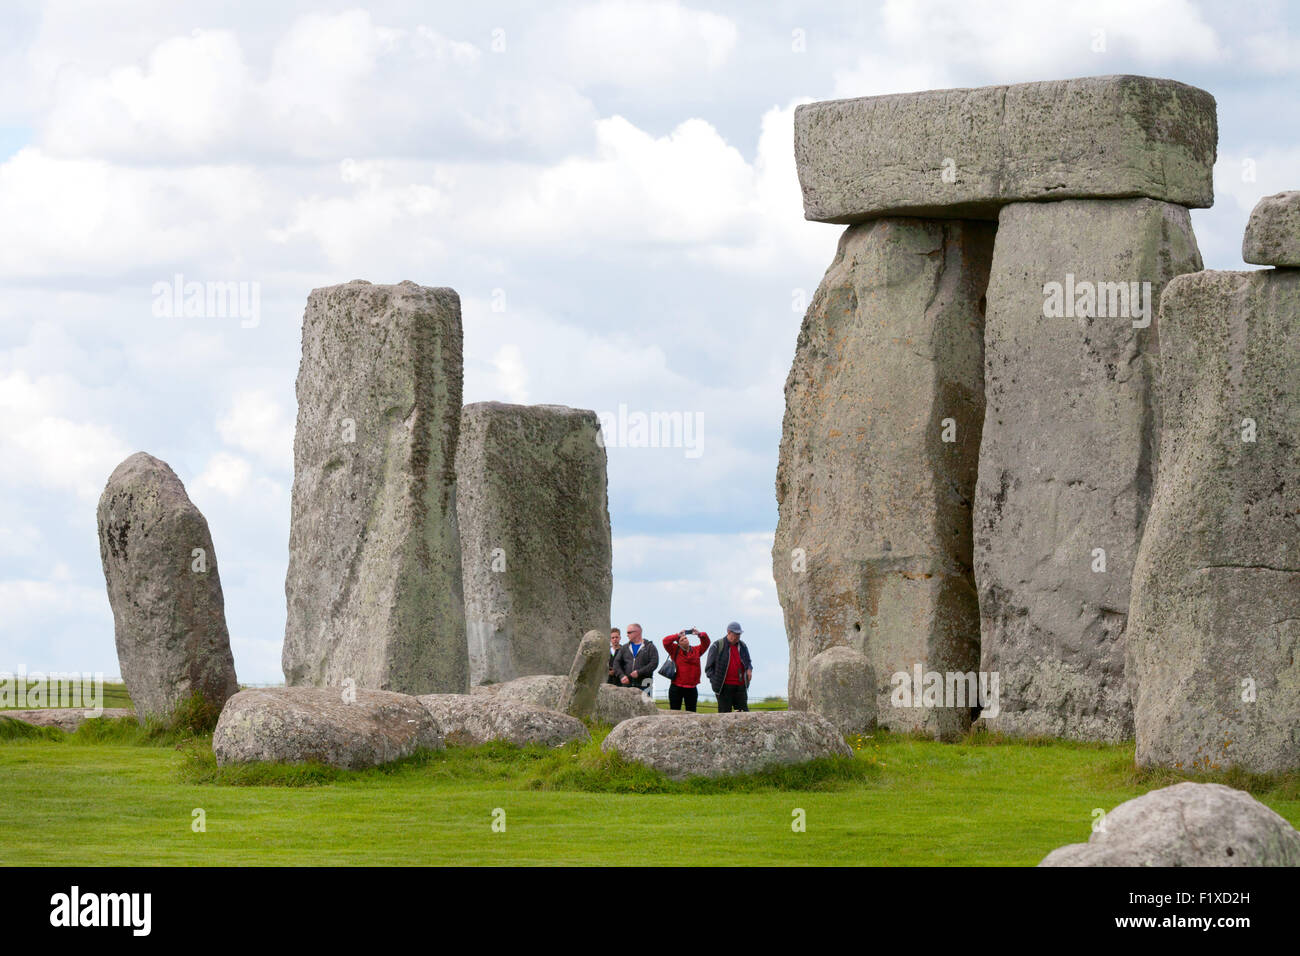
<box><xmin>601</xmin><ymin>711</ymin><xmax>851</xmax><ymax>779</ymax></box>
<box><xmin>416</xmin><ymin>694</ymin><xmax>588</xmax><ymax>747</ymax></box>
<box><xmin>213</xmin><ymin>687</ymin><xmax>443</xmax><ymax>769</ymax></box>
<box><xmin>806</xmin><ymin>646</ymin><xmax>875</xmax><ymax>736</ymax></box>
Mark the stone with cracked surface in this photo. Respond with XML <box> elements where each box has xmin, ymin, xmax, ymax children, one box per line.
<box><xmin>773</xmin><ymin>218</ymin><xmax>993</xmax><ymax>738</ymax></box>
<box><xmin>1127</xmin><ymin>268</ymin><xmax>1300</xmax><ymax>773</ymax></box>
<box><xmin>975</xmin><ymin>198</ymin><xmax>1202</xmax><ymax>742</ymax></box>
<box><xmin>795</xmin><ymin>75</ymin><xmax>1216</xmax><ymax>222</ymax></box>
<box><xmin>282</xmin><ymin>280</ymin><xmax>467</xmax><ymax>696</ymax></box>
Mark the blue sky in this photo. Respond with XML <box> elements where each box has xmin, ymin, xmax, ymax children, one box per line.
<box><xmin>2</xmin><ymin>0</ymin><xmax>1297</xmax><ymax>699</ymax></box>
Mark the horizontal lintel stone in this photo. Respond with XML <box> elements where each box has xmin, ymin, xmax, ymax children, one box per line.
<box><xmin>794</xmin><ymin>74</ymin><xmax>1217</xmax><ymax>223</ymax></box>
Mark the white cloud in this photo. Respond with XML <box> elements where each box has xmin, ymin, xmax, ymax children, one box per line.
<box><xmin>559</xmin><ymin>0</ymin><xmax>738</xmax><ymax>87</ymax></box>
<box><xmin>216</xmin><ymin>389</ymin><xmax>294</xmax><ymax>473</ymax></box>
<box><xmin>0</xmin><ymin>369</ymin><xmax>130</xmax><ymax>501</ymax></box>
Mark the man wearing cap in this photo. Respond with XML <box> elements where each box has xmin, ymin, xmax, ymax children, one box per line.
<box><xmin>705</xmin><ymin>621</ymin><xmax>753</xmax><ymax>713</ymax></box>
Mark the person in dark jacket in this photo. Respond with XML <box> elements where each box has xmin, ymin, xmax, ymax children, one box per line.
<box><xmin>705</xmin><ymin>621</ymin><xmax>752</xmax><ymax>713</ymax></box>
<box><xmin>613</xmin><ymin>623</ymin><xmax>659</xmax><ymax>696</ymax></box>
<box><xmin>662</xmin><ymin>627</ymin><xmax>711</xmax><ymax>711</ymax></box>
<box><xmin>607</xmin><ymin>628</ymin><xmax>622</xmax><ymax>686</ymax></box>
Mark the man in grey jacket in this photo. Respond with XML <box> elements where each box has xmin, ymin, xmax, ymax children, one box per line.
<box><xmin>613</xmin><ymin>622</ymin><xmax>659</xmax><ymax>697</ymax></box>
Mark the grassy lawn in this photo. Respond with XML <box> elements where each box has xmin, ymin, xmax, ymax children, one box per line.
<box><xmin>2</xmin><ymin>714</ymin><xmax>1297</xmax><ymax>866</ymax></box>
<box><xmin>1</xmin><ymin>680</ymin><xmax>133</xmax><ymax>711</ymax></box>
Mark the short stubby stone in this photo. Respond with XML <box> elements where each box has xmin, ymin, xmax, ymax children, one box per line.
<box><xmin>282</xmin><ymin>280</ymin><xmax>467</xmax><ymax>696</ymax></box>
<box><xmin>1127</xmin><ymin>269</ymin><xmax>1300</xmax><ymax>773</ymax></box>
<box><xmin>97</xmin><ymin>452</ymin><xmax>239</xmax><ymax>721</ymax></box>
<box><xmin>457</xmin><ymin>402</ymin><xmax>612</xmax><ymax>686</ymax></box>
<box><xmin>975</xmin><ymin>198</ymin><xmax>1203</xmax><ymax>742</ymax></box>
<box><xmin>416</xmin><ymin>694</ymin><xmax>588</xmax><ymax>747</ymax></box>
<box><xmin>806</xmin><ymin>646</ymin><xmax>875</xmax><ymax>736</ymax></box>
<box><xmin>795</xmin><ymin>75</ymin><xmax>1216</xmax><ymax>222</ymax></box>
<box><xmin>213</xmin><ymin>687</ymin><xmax>443</xmax><ymax>769</ymax></box>
<box><xmin>1040</xmin><ymin>783</ymin><xmax>1300</xmax><ymax>866</ymax></box>
<box><xmin>474</xmin><ymin>675</ymin><xmax>658</xmax><ymax>723</ymax></box>
<box><xmin>1242</xmin><ymin>191</ymin><xmax>1300</xmax><ymax>267</ymax></box>
<box><xmin>603</xmin><ymin>711</ymin><xmax>851</xmax><ymax>779</ymax></box>
<box><xmin>774</xmin><ymin>218</ymin><xmax>993</xmax><ymax>739</ymax></box>
<box><xmin>565</xmin><ymin>629</ymin><xmax>609</xmax><ymax>719</ymax></box>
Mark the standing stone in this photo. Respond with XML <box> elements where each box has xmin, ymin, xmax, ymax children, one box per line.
<box><xmin>774</xmin><ymin>218</ymin><xmax>994</xmax><ymax>738</ymax></box>
<box><xmin>457</xmin><ymin>402</ymin><xmax>612</xmax><ymax>686</ymax></box>
<box><xmin>282</xmin><ymin>280</ymin><xmax>466</xmax><ymax>695</ymax></box>
<box><xmin>1242</xmin><ymin>191</ymin><xmax>1300</xmax><ymax>267</ymax></box>
<box><xmin>564</xmin><ymin>629</ymin><xmax>608</xmax><ymax>719</ymax></box>
<box><xmin>975</xmin><ymin>199</ymin><xmax>1203</xmax><ymax>741</ymax></box>
<box><xmin>1127</xmin><ymin>268</ymin><xmax>1300</xmax><ymax>773</ymax></box>
<box><xmin>794</xmin><ymin>76</ymin><xmax>1216</xmax><ymax>222</ymax></box>
<box><xmin>806</xmin><ymin>646</ymin><xmax>875</xmax><ymax>736</ymax></box>
<box><xmin>97</xmin><ymin>452</ymin><xmax>238</xmax><ymax>720</ymax></box>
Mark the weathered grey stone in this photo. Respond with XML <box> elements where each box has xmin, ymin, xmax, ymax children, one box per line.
<box><xmin>472</xmin><ymin>674</ymin><xmax>569</xmax><ymax>710</ymax></box>
<box><xmin>1242</xmin><ymin>191</ymin><xmax>1300</xmax><ymax>267</ymax></box>
<box><xmin>282</xmin><ymin>280</ymin><xmax>466</xmax><ymax>696</ymax></box>
<box><xmin>774</xmin><ymin>218</ymin><xmax>993</xmax><ymax>738</ymax></box>
<box><xmin>96</xmin><ymin>452</ymin><xmax>239</xmax><ymax>721</ymax></box>
<box><xmin>975</xmin><ymin>199</ymin><xmax>1203</xmax><ymax>742</ymax></box>
<box><xmin>1</xmin><ymin>709</ymin><xmax>135</xmax><ymax>732</ymax></box>
<box><xmin>795</xmin><ymin>75</ymin><xmax>1216</xmax><ymax>223</ymax></box>
<box><xmin>1040</xmin><ymin>783</ymin><xmax>1300</xmax><ymax>866</ymax></box>
<box><xmin>474</xmin><ymin>675</ymin><xmax>658</xmax><ymax>723</ymax></box>
<box><xmin>416</xmin><ymin>694</ymin><xmax>588</xmax><ymax>747</ymax></box>
<box><xmin>806</xmin><ymin>646</ymin><xmax>875</xmax><ymax>736</ymax></box>
<box><xmin>213</xmin><ymin>686</ymin><xmax>443</xmax><ymax>769</ymax></box>
<box><xmin>594</xmin><ymin>682</ymin><xmax>659</xmax><ymax>722</ymax></box>
<box><xmin>564</xmin><ymin>629</ymin><xmax>608</xmax><ymax>719</ymax></box>
<box><xmin>602</xmin><ymin>711</ymin><xmax>851</xmax><ymax>779</ymax></box>
<box><xmin>457</xmin><ymin>402</ymin><xmax>611</xmax><ymax>686</ymax></box>
<box><xmin>1128</xmin><ymin>269</ymin><xmax>1300</xmax><ymax>773</ymax></box>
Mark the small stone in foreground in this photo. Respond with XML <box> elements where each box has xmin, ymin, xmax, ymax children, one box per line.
<box><xmin>1039</xmin><ymin>783</ymin><xmax>1300</xmax><ymax>866</ymax></box>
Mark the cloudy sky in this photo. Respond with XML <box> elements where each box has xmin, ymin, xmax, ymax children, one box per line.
<box><xmin>2</xmin><ymin>0</ymin><xmax>1297</xmax><ymax>698</ymax></box>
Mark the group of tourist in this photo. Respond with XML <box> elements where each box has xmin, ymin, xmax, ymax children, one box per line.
<box><xmin>606</xmin><ymin>622</ymin><xmax>753</xmax><ymax>712</ymax></box>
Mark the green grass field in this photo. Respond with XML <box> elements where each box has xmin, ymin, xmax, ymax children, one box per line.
<box><xmin>2</xmin><ymin>707</ymin><xmax>1298</xmax><ymax>866</ymax></box>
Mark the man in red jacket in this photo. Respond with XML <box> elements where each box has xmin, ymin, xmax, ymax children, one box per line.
<box><xmin>662</xmin><ymin>628</ymin><xmax>711</xmax><ymax>712</ymax></box>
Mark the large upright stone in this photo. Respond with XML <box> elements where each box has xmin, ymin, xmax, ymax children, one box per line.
<box><xmin>975</xmin><ymin>199</ymin><xmax>1203</xmax><ymax>741</ymax></box>
<box><xmin>457</xmin><ymin>402</ymin><xmax>611</xmax><ymax>686</ymax></box>
<box><xmin>774</xmin><ymin>218</ymin><xmax>994</xmax><ymax>738</ymax></box>
<box><xmin>97</xmin><ymin>452</ymin><xmax>238</xmax><ymax>720</ymax></box>
<box><xmin>282</xmin><ymin>280</ymin><xmax>466</xmax><ymax>695</ymax></box>
<box><xmin>1127</xmin><ymin>269</ymin><xmax>1300</xmax><ymax>773</ymax></box>
<box><xmin>1242</xmin><ymin>191</ymin><xmax>1300</xmax><ymax>267</ymax></box>
<box><xmin>794</xmin><ymin>76</ymin><xmax>1216</xmax><ymax>222</ymax></box>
